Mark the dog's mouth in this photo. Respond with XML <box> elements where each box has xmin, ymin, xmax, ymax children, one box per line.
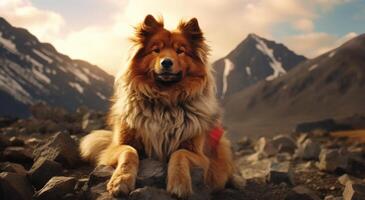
<box><xmin>154</xmin><ymin>71</ymin><xmax>183</xmax><ymax>85</ymax></box>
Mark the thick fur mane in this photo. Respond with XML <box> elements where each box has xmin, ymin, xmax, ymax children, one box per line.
<box><xmin>109</xmin><ymin>62</ymin><xmax>219</xmax><ymax>160</ymax></box>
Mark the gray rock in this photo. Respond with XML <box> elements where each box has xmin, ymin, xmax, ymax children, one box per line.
<box><xmin>28</xmin><ymin>157</ymin><xmax>63</xmax><ymax>189</ymax></box>
<box><xmin>272</xmin><ymin>135</ymin><xmax>297</xmax><ymax>154</ymax></box>
<box><xmin>0</xmin><ymin>172</ymin><xmax>34</xmax><ymax>200</ymax></box>
<box><xmin>88</xmin><ymin>165</ymin><xmax>114</xmax><ymax>187</ymax></box>
<box><xmin>129</xmin><ymin>187</ymin><xmax>176</xmax><ymax>200</ymax></box>
<box><xmin>267</xmin><ymin>161</ymin><xmax>294</xmax><ymax>185</ymax></box>
<box><xmin>0</xmin><ymin>162</ymin><xmax>27</xmax><ymax>175</ymax></box>
<box><xmin>137</xmin><ymin>159</ymin><xmax>166</xmax><ymax>188</ymax></box>
<box><xmin>296</xmin><ymin>139</ymin><xmax>321</xmax><ymax>160</ymax></box>
<box><xmin>318</xmin><ymin>149</ymin><xmax>348</xmax><ymax>172</ymax></box>
<box><xmin>34</xmin><ymin>176</ymin><xmax>77</xmax><ymax>200</ymax></box>
<box><xmin>3</xmin><ymin>146</ymin><xmax>33</xmax><ymax>164</ymax></box>
<box><xmin>33</xmin><ymin>131</ymin><xmax>79</xmax><ymax>168</ymax></box>
<box><xmin>324</xmin><ymin>195</ymin><xmax>343</xmax><ymax>200</ymax></box>
<box><xmin>255</xmin><ymin>137</ymin><xmax>278</xmax><ymax>157</ymax></box>
<box><xmin>25</xmin><ymin>138</ymin><xmax>42</xmax><ymax>147</ymax></box>
<box><xmin>343</xmin><ymin>182</ymin><xmax>365</xmax><ymax>200</ymax></box>
<box><xmin>285</xmin><ymin>185</ymin><xmax>320</xmax><ymax>200</ymax></box>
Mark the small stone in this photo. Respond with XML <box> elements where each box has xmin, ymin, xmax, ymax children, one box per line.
<box><xmin>33</xmin><ymin>131</ymin><xmax>79</xmax><ymax>168</ymax></box>
<box><xmin>9</xmin><ymin>136</ymin><xmax>25</xmax><ymax>146</ymax></box>
<box><xmin>0</xmin><ymin>172</ymin><xmax>34</xmax><ymax>200</ymax></box>
<box><xmin>324</xmin><ymin>195</ymin><xmax>343</xmax><ymax>200</ymax></box>
<box><xmin>88</xmin><ymin>182</ymin><xmax>119</xmax><ymax>200</ymax></box>
<box><xmin>296</xmin><ymin>139</ymin><xmax>321</xmax><ymax>160</ymax></box>
<box><xmin>28</xmin><ymin>157</ymin><xmax>63</xmax><ymax>189</ymax></box>
<box><xmin>25</xmin><ymin>138</ymin><xmax>42</xmax><ymax>147</ymax></box>
<box><xmin>0</xmin><ymin>162</ymin><xmax>27</xmax><ymax>175</ymax></box>
<box><xmin>343</xmin><ymin>182</ymin><xmax>365</xmax><ymax>200</ymax></box>
<box><xmin>3</xmin><ymin>146</ymin><xmax>33</xmax><ymax>164</ymax></box>
<box><xmin>137</xmin><ymin>159</ymin><xmax>166</xmax><ymax>188</ymax></box>
<box><xmin>88</xmin><ymin>165</ymin><xmax>114</xmax><ymax>187</ymax></box>
<box><xmin>129</xmin><ymin>187</ymin><xmax>176</xmax><ymax>200</ymax></box>
<box><xmin>34</xmin><ymin>176</ymin><xmax>77</xmax><ymax>200</ymax></box>
<box><xmin>255</xmin><ymin>137</ymin><xmax>278</xmax><ymax>156</ymax></box>
<box><xmin>272</xmin><ymin>135</ymin><xmax>297</xmax><ymax>154</ymax></box>
<box><xmin>338</xmin><ymin>174</ymin><xmax>363</xmax><ymax>186</ymax></box>
<box><xmin>267</xmin><ymin>161</ymin><xmax>294</xmax><ymax>185</ymax></box>
<box><xmin>285</xmin><ymin>185</ymin><xmax>320</xmax><ymax>200</ymax></box>
<box><xmin>318</xmin><ymin>149</ymin><xmax>348</xmax><ymax>172</ymax></box>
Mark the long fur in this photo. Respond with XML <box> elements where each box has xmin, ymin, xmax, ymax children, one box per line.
<box><xmin>80</xmin><ymin>14</ymin><xmax>233</xmax><ymax>198</ymax></box>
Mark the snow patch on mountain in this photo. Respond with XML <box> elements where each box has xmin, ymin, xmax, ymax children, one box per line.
<box><xmin>328</xmin><ymin>51</ymin><xmax>336</xmax><ymax>58</ymax></box>
<box><xmin>96</xmin><ymin>92</ymin><xmax>107</xmax><ymax>100</ymax></box>
<box><xmin>69</xmin><ymin>82</ymin><xmax>84</xmax><ymax>94</ymax></box>
<box><xmin>32</xmin><ymin>49</ymin><xmax>53</xmax><ymax>64</ymax></box>
<box><xmin>309</xmin><ymin>64</ymin><xmax>319</xmax><ymax>71</ymax></box>
<box><xmin>246</xmin><ymin>66</ymin><xmax>252</xmax><ymax>76</ymax></box>
<box><xmin>252</xmin><ymin>35</ymin><xmax>286</xmax><ymax>81</ymax></box>
<box><xmin>32</xmin><ymin>68</ymin><xmax>51</xmax><ymax>84</ymax></box>
<box><xmin>0</xmin><ymin>70</ymin><xmax>33</xmax><ymax>104</ymax></box>
<box><xmin>0</xmin><ymin>31</ymin><xmax>17</xmax><ymax>53</ymax></box>
<box><xmin>72</xmin><ymin>68</ymin><xmax>90</xmax><ymax>84</ymax></box>
<box><xmin>222</xmin><ymin>58</ymin><xmax>235</xmax><ymax>99</ymax></box>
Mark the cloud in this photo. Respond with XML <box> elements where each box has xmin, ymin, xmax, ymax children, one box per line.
<box><xmin>282</xmin><ymin>32</ymin><xmax>358</xmax><ymax>58</ymax></box>
<box><xmin>0</xmin><ymin>0</ymin><xmax>354</xmax><ymax>74</ymax></box>
<box><xmin>0</xmin><ymin>0</ymin><xmax>64</xmax><ymax>42</ymax></box>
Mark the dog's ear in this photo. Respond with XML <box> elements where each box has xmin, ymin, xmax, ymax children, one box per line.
<box><xmin>132</xmin><ymin>15</ymin><xmax>163</xmax><ymax>44</ymax></box>
<box><xmin>178</xmin><ymin>18</ymin><xmax>203</xmax><ymax>42</ymax></box>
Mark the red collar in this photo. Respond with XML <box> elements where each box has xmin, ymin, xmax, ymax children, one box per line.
<box><xmin>209</xmin><ymin>125</ymin><xmax>224</xmax><ymax>148</ymax></box>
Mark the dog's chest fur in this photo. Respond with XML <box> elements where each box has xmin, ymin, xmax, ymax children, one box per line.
<box><xmin>122</xmin><ymin>95</ymin><xmax>217</xmax><ymax>160</ymax></box>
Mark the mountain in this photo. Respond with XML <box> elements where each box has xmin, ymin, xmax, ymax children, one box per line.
<box><xmin>213</xmin><ymin>33</ymin><xmax>306</xmax><ymax>99</ymax></box>
<box><xmin>0</xmin><ymin>17</ymin><xmax>114</xmax><ymax>117</ymax></box>
<box><xmin>223</xmin><ymin>33</ymin><xmax>365</xmax><ymax>140</ymax></box>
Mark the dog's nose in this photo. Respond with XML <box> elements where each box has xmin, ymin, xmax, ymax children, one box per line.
<box><xmin>160</xmin><ymin>58</ymin><xmax>173</xmax><ymax>69</ymax></box>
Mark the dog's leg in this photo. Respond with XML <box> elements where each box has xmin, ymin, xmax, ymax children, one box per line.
<box><xmin>99</xmin><ymin>144</ymin><xmax>139</xmax><ymax>197</ymax></box>
<box><xmin>207</xmin><ymin>136</ymin><xmax>234</xmax><ymax>191</ymax></box>
<box><xmin>167</xmin><ymin>135</ymin><xmax>210</xmax><ymax>198</ymax></box>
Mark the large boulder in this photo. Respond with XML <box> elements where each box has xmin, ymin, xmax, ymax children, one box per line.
<box><xmin>34</xmin><ymin>176</ymin><xmax>77</xmax><ymax>200</ymax></box>
<box><xmin>28</xmin><ymin>157</ymin><xmax>63</xmax><ymax>189</ymax></box>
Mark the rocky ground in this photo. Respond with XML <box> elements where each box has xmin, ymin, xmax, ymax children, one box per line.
<box><xmin>0</xmin><ymin>103</ymin><xmax>365</xmax><ymax>200</ymax></box>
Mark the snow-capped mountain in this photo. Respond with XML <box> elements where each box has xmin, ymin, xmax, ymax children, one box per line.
<box><xmin>213</xmin><ymin>33</ymin><xmax>306</xmax><ymax>99</ymax></box>
<box><xmin>223</xmin><ymin>33</ymin><xmax>365</xmax><ymax>139</ymax></box>
<box><xmin>0</xmin><ymin>17</ymin><xmax>114</xmax><ymax>117</ymax></box>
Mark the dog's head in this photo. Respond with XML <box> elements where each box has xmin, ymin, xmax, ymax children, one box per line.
<box><xmin>125</xmin><ymin>15</ymin><xmax>210</xmax><ymax>102</ymax></box>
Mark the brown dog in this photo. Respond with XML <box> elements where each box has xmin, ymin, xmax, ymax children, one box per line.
<box><xmin>79</xmin><ymin>15</ymin><xmax>234</xmax><ymax>198</ymax></box>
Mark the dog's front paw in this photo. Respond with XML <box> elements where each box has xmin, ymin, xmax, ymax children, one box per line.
<box><xmin>107</xmin><ymin>172</ymin><xmax>136</xmax><ymax>197</ymax></box>
<box><xmin>167</xmin><ymin>172</ymin><xmax>193</xmax><ymax>198</ymax></box>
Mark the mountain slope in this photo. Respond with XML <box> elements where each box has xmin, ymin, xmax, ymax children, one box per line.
<box><xmin>213</xmin><ymin>33</ymin><xmax>306</xmax><ymax>99</ymax></box>
<box><xmin>0</xmin><ymin>17</ymin><xmax>114</xmax><ymax>117</ymax></box>
<box><xmin>223</xmin><ymin>34</ymin><xmax>365</xmax><ymax>140</ymax></box>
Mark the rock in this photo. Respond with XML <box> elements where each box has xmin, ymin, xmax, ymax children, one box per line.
<box><xmin>343</xmin><ymin>182</ymin><xmax>365</xmax><ymax>200</ymax></box>
<box><xmin>229</xmin><ymin>173</ymin><xmax>247</xmax><ymax>191</ymax></box>
<box><xmin>34</xmin><ymin>176</ymin><xmax>77</xmax><ymax>200</ymax></box>
<box><xmin>255</xmin><ymin>137</ymin><xmax>278</xmax><ymax>157</ymax></box>
<box><xmin>9</xmin><ymin>136</ymin><xmax>25</xmax><ymax>146</ymax></box>
<box><xmin>25</xmin><ymin>138</ymin><xmax>42</xmax><ymax>147</ymax></box>
<box><xmin>88</xmin><ymin>182</ymin><xmax>120</xmax><ymax>200</ymax></box>
<box><xmin>296</xmin><ymin>138</ymin><xmax>321</xmax><ymax>160</ymax></box>
<box><xmin>338</xmin><ymin>174</ymin><xmax>363</xmax><ymax>186</ymax></box>
<box><xmin>0</xmin><ymin>172</ymin><xmax>34</xmax><ymax>200</ymax></box>
<box><xmin>236</xmin><ymin>136</ymin><xmax>253</xmax><ymax>150</ymax></box>
<box><xmin>190</xmin><ymin>168</ymin><xmax>211</xmax><ymax>200</ymax></box>
<box><xmin>211</xmin><ymin>189</ymin><xmax>248</xmax><ymax>200</ymax></box>
<box><xmin>318</xmin><ymin>149</ymin><xmax>348</xmax><ymax>172</ymax></box>
<box><xmin>324</xmin><ymin>195</ymin><xmax>343</xmax><ymax>200</ymax></box>
<box><xmin>272</xmin><ymin>135</ymin><xmax>297</xmax><ymax>154</ymax></box>
<box><xmin>267</xmin><ymin>161</ymin><xmax>294</xmax><ymax>185</ymax></box>
<box><xmin>137</xmin><ymin>159</ymin><xmax>166</xmax><ymax>188</ymax></box>
<box><xmin>129</xmin><ymin>187</ymin><xmax>176</xmax><ymax>200</ymax></box>
<box><xmin>88</xmin><ymin>165</ymin><xmax>114</xmax><ymax>187</ymax></box>
<box><xmin>238</xmin><ymin>158</ymin><xmax>271</xmax><ymax>181</ymax></box>
<box><xmin>28</xmin><ymin>157</ymin><xmax>63</xmax><ymax>189</ymax></box>
<box><xmin>276</xmin><ymin>153</ymin><xmax>292</xmax><ymax>162</ymax></box>
<box><xmin>2</xmin><ymin>146</ymin><xmax>33</xmax><ymax>164</ymax></box>
<box><xmin>82</xmin><ymin>112</ymin><xmax>105</xmax><ymax>133</ymax></box>
<box><xmin>33</xmin><ymin>131</ymin><xmax>79</xmax><ymax>168</ymax></box>
<box><xmin>285</xmin><ymin>185</ymin><xmax>320</xmax><ymax>200</ymax></box>
<box><xmin>0</xmin><ymin>162</ymin><xmax>27</xmax><ymax>175</ymax></box>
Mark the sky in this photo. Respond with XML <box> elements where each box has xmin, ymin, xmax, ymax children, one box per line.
<box><xmin>1</xmin><ymin>0</ymin><xmax>365</xmax><ymax>75</ymax></box>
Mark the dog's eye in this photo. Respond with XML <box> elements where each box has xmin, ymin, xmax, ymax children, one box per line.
<box><xmin>152</xmin><ymin>48</ymin><xmax>160</xmax><ymax>53</ymax></box>
<box><xmin>176</xmin><ymin>48</ymin><xmax>185</xmax><ymax>54</ymax></box>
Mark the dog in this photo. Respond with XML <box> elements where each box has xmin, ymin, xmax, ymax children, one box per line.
<box><xmin>80</xmin><ymin>14</ymin><xmax>234</xmax><ymax>198</ymax></box>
